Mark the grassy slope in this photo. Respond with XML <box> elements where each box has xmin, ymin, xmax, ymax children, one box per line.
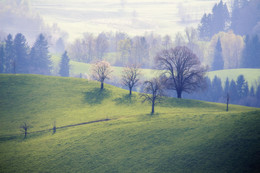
<box><xmin>59</xmin><ymin>58</ymin><xmax>260</xmax><ymax>87</ymax></box>
<box><xmin>0</xmin><ymin>74</ymin><xmax>259</xmax><ymax>172</ymax></box>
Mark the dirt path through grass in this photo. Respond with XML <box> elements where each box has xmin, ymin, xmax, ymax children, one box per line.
<box><xmin>0</xmin><ymin>118</ymin><xmax>112</xmax><ymax>141</ymax></box>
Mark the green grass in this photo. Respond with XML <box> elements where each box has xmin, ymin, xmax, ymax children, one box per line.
<box><xmin>60</xmin><ymin>58</ymin><xmax>260</xmax><ymax>86</ymax></box>
<box><xmin>1</xmin><ymin>74</ymin><xmax>259</xmax><ymax>172</ymax></box>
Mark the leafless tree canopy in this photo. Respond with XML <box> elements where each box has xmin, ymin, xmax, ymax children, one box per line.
<box><xmin>91</xmin><ymin>60</ymin><xmax>113</xmax><ymax>89</ymax></box>
<box><xmin>156</xmin><ymin>46</ymin><xmax>207</xmax><ymax>98</ymax></box>
<box><xmin>122</xmin><ymin>64</ymin><xmax>141</xmax><ymax>95</ymax></box>
<box><xmin>140</xmin><ymin>77</ymin><xmax>165</xmax><ymax>114</ymax></box>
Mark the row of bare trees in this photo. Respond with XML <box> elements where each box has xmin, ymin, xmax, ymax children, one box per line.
<box><xmin>91</xmin><ymin>46</ymin><xmax>207</xmax><ymax>114</ymax></box>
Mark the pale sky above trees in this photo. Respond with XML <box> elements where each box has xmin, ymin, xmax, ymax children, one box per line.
<box><xmin>0</xmin><ymin>0</ymin><xmax>229</xmax><ymax>42</ymax></box>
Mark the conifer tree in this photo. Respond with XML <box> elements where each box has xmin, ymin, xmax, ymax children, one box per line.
<box><xmin>229</xmin><ymin>79</ymin><xmax>238</xmax><ymax>103</ymax></box>
<box><xmin>30</xmin><ymin>34</ymin><xmax>51</xmax><ymax>75</ymax></box>
<box><xmin>14</xmin><ymin>33</ymin><xmax>29</xmax><ymax>73</ymax></box>
<box><xmin>236</xmin><ymin>75</ymin><xmax>247</xmax><ymax>98</ymax></box>
<box><xmin>256</xmin><ymin>85</ymin><xmax>260</xmax><ymax>101</ymax></box>
<box><xmin>198</xmin><ymin>1</ymin><xmax>229</xmax><ymax>39</ymax></box>
<box><xmin>241</xmin><ymin>35</ymin><xmax>260</xmax><ymax>68</ymax></box>
<box><xmin>59</xmin><ymin>51</ymin><xmax>70</xmax><ymax>77</ymax></box>
<box><xmin>224</xmin><ymin>78</ymin><xmax>230</xmax><ymax>94</ymax></box>
<box><xmin>4</xmin><ymin>34</ymin><xmax>15</xmax><ymax>73</ymax></box>
<box><xmin>211</xmin><ymin>0</ymin><xmax>229</xmax><ymax>34</ymax></box>
<box><xmin>249</xmin><ymin>86</ymin><xmax>255</xmax><ymax>97</ymax></box>
<box><xmin>212</xmin><ymin>38</ymin><xmax>224</xmax><ymax>70</ymax></box>
<box><xmin>211</xmin><ymin>76</ymin><xmax>223</xmax><ymax>102</ymax></box>
<box><xmin>0</xmin><ymin>45</ymin><xmax>4</xmax><ymax>73</ymax></box>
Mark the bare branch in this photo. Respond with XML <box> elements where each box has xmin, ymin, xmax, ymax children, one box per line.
<box><xmin>155</xmin><ymin>46</ymin><xmax>207</xmax><ymax>98</ymax></box>
<box><xmin>91</xmin><ymin>60</ymin><xmax>113</xmax><ymax>89</ymax></box>
<box><xmin>140</xmin><ymin>77</ymin><xmax>165</xmax><ymax>114</ymax></box>
<box><xmin>121</xmin><ymin>64</ymin><xmax>142</xmax><ymax>95</ymax></box>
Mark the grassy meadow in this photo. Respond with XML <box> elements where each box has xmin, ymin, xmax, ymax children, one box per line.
<box><xmin>0</xmin><ymin>74</ymin><xmax>260</xmax><ymax>172</ymax></box>
<box><xmin>52</xmin><ymin>55</ymin><xmax>260</xmax><ymax>87</ymax></box>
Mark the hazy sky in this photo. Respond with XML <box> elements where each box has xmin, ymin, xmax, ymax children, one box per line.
<box><xmin>30</xmin><ymin>0</ymin><xmax>231</xmax><ymax>40</ymax></box>
<box><xmin>0</xmin><ymin>0</ymin><xmax>231</xmax><ymax>42</ymax></box>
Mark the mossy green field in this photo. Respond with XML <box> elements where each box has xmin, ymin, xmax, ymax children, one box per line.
<box><xmin>0</xmin><ymin>74</ymin><xmax>260</xmax><ymax>172</ymax></box>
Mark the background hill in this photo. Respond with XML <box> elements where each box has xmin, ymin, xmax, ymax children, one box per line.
<box><xmin>52</xmin><ymin>56</ymin><xmax>260</xmax><ymax>88</ymax></box>
<box><xmin>0</xmin><ymin>74</ymin><xmax>259</xmax><ymax>172</ymax></box>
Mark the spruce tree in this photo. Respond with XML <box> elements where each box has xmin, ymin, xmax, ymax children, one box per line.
<box><xmin>242</xmin><ymin>35</ymin><xmax>260</xmax><ymax>68</ymax></box>
<box><xmin>14</xmin><ymin>33</ymin><xmax>29</xmax><ymax>73</ymax></box>
<box><xmin>224</xmin><ymin>78</ymin><xmax>230</xmax><ymax>94</ymax></box>
<box><xmin>211</xmin><ymin>0</ymin><xmax>230</xmax><ymax>34</ymax></box>
<box><xmin>198</xmin><ymin>13</ymin><xmax>212</xmax><ymax>40</ymax></box>
<box><xmin>229</xmin><ymin>79</ymin><xmax>238</xmax><ymax>103</ymax></box>
<box><xmin>0</xmin><ymin>45</ymin><xmax>4</xmax><ymax>73</ymax></box>
<box><xmin>256</xmin><ymin>85</ymin><xmax>260</xmax><ymax>107</ymax></box>
<box><xmin>4</xmin><ymin>34</ymin><xmax>15</xmax><ymax>73</ymax></box>
<box><xmin>249</xmin><ymin>86</ymin><xmax>255</xmax><ymax>97</ymax></box>
<box><xmin>236</xmin><ymin>75</ymin><xmax>247</xmax><ymax>98</ymax></box>
<box><xmin>31</xmin><ymin>34</ymin><xmax>51</xmax><ymax>75</ymax></box>
<box><xmin>211</xmin><ymin>76</ymin><xmax>223</xmax><ymax>102</ymax></box>
<box><xmin>212</xmin><ymin>38</ymin><xmax>224</xmax><ymax>70</ymax></box>
<box><xmin>59</xmin><ymin>51</ymin><xmax>70</xmax><ymax>77</ymax></box>
<box><xmin>205</xmin><ymin>77</ymin><xmax>212</xmax><ymax>101</ymax></box>
<box><xmin>198</xmin><ymin>1</ymin><xmax>229</xmax><ymax>39</ymax></box>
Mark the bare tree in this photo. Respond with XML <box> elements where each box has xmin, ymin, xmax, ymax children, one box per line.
<box><xmin>122</xmin><ymin>64</ymin><xmax>142</xmax><ymax>96</ymax></box>
<box><xmin>156</xmin><ymin>46</ymin><xmax>207</xmax><ymax>99</ymax></box>
<box><xmin>20</xmin><ymin>122</ymin><xmax>30</xmax><ymax>139</ymax></box>
<box><xmin>91</xmin><ymin>60</ymin><xmax>113</xmax><ymax>90</ymax></box>
<box><xmin>140</xmin><ymin>77</ymin><xmax>165</xmax><ymax>114</ymax></box>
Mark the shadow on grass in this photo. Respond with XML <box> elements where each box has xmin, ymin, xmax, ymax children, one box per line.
<box><xmin>160</xmin><ymin>97</ymin><xmax>220</xmax><ymax>108</ymax></box>
<box><xmin>113</xmin><ymin>94</ymin><xmax>137</xmax><ymax>105</ymax></box>
<box><xmin>83</xmin><ymin>88</ymin><xmax>111</xmax><ymax>105</ymax></box>
<box><xmin>0</xmin><ymin>135</ymin><xmax>18</xmax><ymax>143</ymax></box>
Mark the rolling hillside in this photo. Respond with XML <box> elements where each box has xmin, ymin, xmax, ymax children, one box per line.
<box><xmin>0</xmin><ymin>74</ymin><xmax>260</xmax><ymax>172</ymax></box>
<box><xmin>59</xmin><ymin>58</ymin><xmax>260</xmax><ymax>88</ymax></box>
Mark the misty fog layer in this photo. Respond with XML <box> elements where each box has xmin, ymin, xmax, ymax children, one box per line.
<box><xmin>1</xmin><ymin>0</ymin><xmax>226</xmax><ymax>42</ymax></box>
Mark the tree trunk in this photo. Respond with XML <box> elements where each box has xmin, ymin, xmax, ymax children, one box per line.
<box><xmin>177</xmin><ymin>90</ymin><xmax>182</xmax><ymax>98</ymax></box>
<box><xmin>151</xmin><ymin>100</ymin><xmax>155</xmax><ymax>114</ymax></box>
<box><xmin>226</xmin><ymin>93</ymin><xmax>229</xmax><ymax>112</ymax></box>
<box><xmin>101</xmin><ymin>82</ymin><xmax>104</xmax><ymax>90</ymax></box>
<box><xmin>24</xmin><ymin>130</ymin><xmax>27</xmax><ymax>139</ymax></box>
<box><xmin>129</xmin><ymin>87</ymin><xmax>132</xmax><ymax>96</ymax></box>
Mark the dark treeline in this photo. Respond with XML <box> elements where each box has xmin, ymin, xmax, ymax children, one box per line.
<box><xmin>183</xmin><ymin>75</ymin><xmax>260</xmax><ymax>108</ymax></box>
<box><xmin>0</xmin><ymin>33</ymin><xmax>69</xmax><ymax>77</ymax></box>
<box><xmin>0</xmin><ymin>33</ymin><xmax>51</xmax><ymax>75</ymax></box>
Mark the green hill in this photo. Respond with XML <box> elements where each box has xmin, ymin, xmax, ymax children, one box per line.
<box><xmin>52</xmin><ymin>55</ymin><xmax>260</xmax><ymax>87</ymax></box>
<box><xmin>0</xmin><ymin>74</ymin><xmax>259</xmax><ymax>172</ymax></box>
